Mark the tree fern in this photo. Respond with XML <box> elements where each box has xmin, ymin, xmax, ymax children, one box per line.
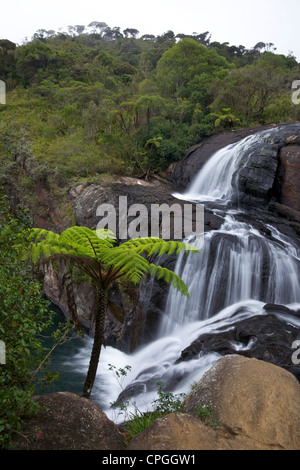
<box><xmin>26</xmin><ymin>225</ymin><xmax>199</xmax><ymax>398</ymax></box>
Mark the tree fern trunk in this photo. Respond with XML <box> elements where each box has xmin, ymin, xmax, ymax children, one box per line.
<box><xmin>82</xmin><ymin>288</ymin><xmax>108</xmax><ymax>399</ymax></box>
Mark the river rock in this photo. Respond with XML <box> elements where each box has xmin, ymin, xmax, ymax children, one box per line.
<box><xmin>11</xmin><ymin>392</ymin><xmax>126</xmax><ymax>450</ymax></box>
<box><xmin>176</xmin><ymin>304</ymin><xmax>300</xmax><ymax>381</ymax></box>
<box><xmin>183</xmin><ymin>355</ymin><xmax>300</xmax><ymax>450</ymax></box>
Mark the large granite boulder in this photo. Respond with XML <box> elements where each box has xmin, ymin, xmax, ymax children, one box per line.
<box><xmin>128</xmin><ymin>355</ymin><xmax>300</xmax><ymax>450</ymax></box>
<box><xmin>11</xmin><ymin>392</ymin><xmax>126</xmax><ymax>450</ymax></box>
<box><xmin>183</xmin><ymin>355</ymin><xmax>300</xmax><ymax>450</ymax></box>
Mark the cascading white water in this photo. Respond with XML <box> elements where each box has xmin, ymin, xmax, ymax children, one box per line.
<box><xmin>160</xmin><ymin>216</ymin><xmax>300</xmax><ymax>336</ymax></box>
<box><xmin>61</xmin><ymin>128</ymin><xmax>300</xmax><ymax>422</ymax></box>
<box><xmin>173</xmin><ymin>128</ymin><xmax>275</xmax><ymax>203</ymax></box>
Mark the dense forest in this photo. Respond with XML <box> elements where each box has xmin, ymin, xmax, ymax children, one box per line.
<box><xmin>0</xmin><ymin>22</ymin><xmax>300</xmax><ymax>220</ymax></box>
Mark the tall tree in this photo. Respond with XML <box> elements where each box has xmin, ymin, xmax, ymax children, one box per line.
<box><xmin>210</xmin><ymin>53</ymin><xmax>292</xmax><ymax>124</ymax></box>
<box><xmin>27</xmin><ymin>226</ymin><xmax>198</xmax><ymax>399</ymax></box>
<box><xmin>156</xmin><ymin>38</ymin><xmax>230</xmax><ymax>100</ymax></box>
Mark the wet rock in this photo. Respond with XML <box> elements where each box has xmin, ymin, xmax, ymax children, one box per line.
<box><xmin>234</xmin><ymin>144</ymin><xmax>279</xmax><ymax>202</ymax></box>
<box><xmin>176</xmin><ymin>305</ymin><xmax>300</xmax><ymax>381</ymax></box>
<box><xmin>280</xmin><ymin>145</ymin><xmax>300</xmax><ymax>211</ymax></box>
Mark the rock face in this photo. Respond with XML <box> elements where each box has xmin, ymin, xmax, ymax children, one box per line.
<box><xmin>129</xmin><ymin>356</ymin><xmax>300</xmax><ymax>451</ymax></box>
<box><xmin>11</xmin><ymin>392</ymin><xmax>126</xmax><ymax>450</ymax></box>
<box><xmin>234</xmin><ymin>143</ymin><xmax>279</xmax><ymax>202</ymax></box>
<box><xmin>72</xmin><ymin>177</ymin><xmax>222</xmax><ymax>239</ymax></box>
<box><xmin>233</xmin><ymin>124</ymin><xmax>300</xmax><ymax>206</ymax></box>
<box><xmin>280</xmin><ymin>145</ymin><xmax>300</xmax><ymax>211</ymax></box>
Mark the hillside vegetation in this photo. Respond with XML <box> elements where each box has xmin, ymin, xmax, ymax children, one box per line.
<box><xmin>0</xmin><ymin>23</ymin><xmax>299</xmax><ymax>216</ymax></box>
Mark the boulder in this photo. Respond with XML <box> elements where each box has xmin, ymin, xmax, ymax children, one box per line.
<box><xmin>11</xmin><ymin>392</ymin><xmax>126</xmax><ymax>450</ymax></box>
<box><xmin>128</xmin><ymin>412</ymin><xmax>235</xmax><ymax>450</ymax></box>
<box><xmin>128</xmin><ymin>356</ymin><xmax>300</xmax><ymax>450</ymax></box>
<box><xmin>183</xmin><ymin>355</ymin><xmax>300</xmax><ymax>450</ymax></box>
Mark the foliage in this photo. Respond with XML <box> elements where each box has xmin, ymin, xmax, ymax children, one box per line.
<box><xmin>209</xmin><ymin>107</ymin><xmax>241</xmax><ymax>129</ymax></box>
<box><xmin>1</xmin><ymin>26</ymin><xmax>298</xmax><ymax>216</ymax></box>
<box><xmin>109</xmin><ymin>364</ymin><xmax>186</xmax><ymax>444</ymax></box>
<box><xmin>0</xmin><ymin>192</ymin><xmax>75</xmax><ymax>448</ymax></box>
<box><xmin>109</xmin><ymin>364</ymin><xmax>220</xmax><ymax>444</ymax></box>
<box><xmin>194</xmin><ymin>404</ymin><xmax>220</xmax><ymax>428</ymax></box>
<box><xmin>209</xmin><ymin>53</ymin><xmax>297</xmax><ymax>125</ymax></box>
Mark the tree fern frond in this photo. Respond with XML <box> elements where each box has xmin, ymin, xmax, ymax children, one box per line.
<box><xmin>122</xmin><ymin>237</ymin><xmax>199</xmax><ymax>258</ymax></box>
<box><xmin>148</xmin><ymin>263</ymin><xmax>190</xmax><ymax>298</ymax></box>
<box><xmin>28</xmin><ymin>228</ymin><xmax>60</xmax><ymax>244</ymax></box>
<box><xmin>27</xmin><ymin>227</ymin><xmax>116</xmax><ymax>264</ymax></box>
<box><xmin>60</xmin><ymin>227</ymin><xmax>115</xmax><ymax>258</ymax></box>
<box><xmin>98</xmin><ymin>246</ymin><xmax>150</xmax><ymax>284</ymax></box>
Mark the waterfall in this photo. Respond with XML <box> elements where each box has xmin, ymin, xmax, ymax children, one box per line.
<box><xmin>173</xmin><ymin>128</ymin><xmax>276</xmax><ymax>203</ymax></box>
<box><xmin>59</xmin><ymin>128</ymin><xmax>300</xmax><ymax>422</ymax></box>
<box><xmin>160</xmin><ymin>215</ymin><xmax>300</xmax><ymax>336</ymax></box>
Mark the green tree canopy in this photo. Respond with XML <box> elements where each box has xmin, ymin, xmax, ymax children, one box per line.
<box><xmin>156</xmin><ymin>38</ymin><xmax>230</xmax><ymax>101</ymax></box>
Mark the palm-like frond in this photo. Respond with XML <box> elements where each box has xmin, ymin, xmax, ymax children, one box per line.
<box><xmin>98</xmin><ymin>242</ymin><xmax>192</xmax><ymax>296</ymax></box>
<box><xmin>149</xmin><ymin>263</ymin><xmax>190</xmax><ymax>298</ymax></box>
<box><xmin>98</xmin><ymin>246</ymin><xmax>151</xmax><ymax>285</ymax></box>
<box><xmin>28</xmin><ymin>227</ymin><xmax>115</xmax><ymax>263</ymax></box>
<box><xmin>27</xmin><ymin>227</ymin><xmax>197</xmax><ymax>297</ymax></box>
<box><xmin>121</xmin><ymin>237</ymin><xmax>198</xmax><ymax>257</ymax></box>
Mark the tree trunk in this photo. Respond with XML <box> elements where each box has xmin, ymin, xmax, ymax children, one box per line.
<box><xmin>82</xmin><ymin>288</ymin><xmax>108</xmax><ymax>399</ymax></box>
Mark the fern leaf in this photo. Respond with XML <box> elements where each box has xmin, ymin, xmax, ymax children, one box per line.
<box><xmin>122</xmin><ymin>237</ymin><xmax>198</xmax><ymax>258</ymax></box>
<box><xmin>148</xmin><ymin>263</ymin><xmax>190</xmax><ymax>298</ymax></box>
